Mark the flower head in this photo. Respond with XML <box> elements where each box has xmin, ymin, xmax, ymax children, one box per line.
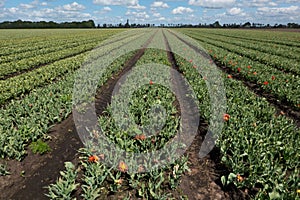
<box><xmin>253</xmin><ymin>72</ymin><xmax>257</xmax><ymax>75</ymax></box>
<box><xmin>149</xmin><ymin>80</ymin><xmax>154</xmax><ymax>85</ymax></box>
<box><xmin>237</xmin><ymin>68</ymin><xmax>241</xmax><ymax>72</ymax></box>
<box><xmin>223</xmin><ymin>114</ymin><xmax>230</xmax><ymax>122</ymax></box>
<box><xmin>263</xmin><ymin>81</ymin><xmax>269</xmax><ymax>85</ymax></box>
<box><xmin>115</xmin><ymin>179</ymin><xmax>123</xmax><ymax>185</ymax></box>
<box><xmin>227</xmin><ymin>75</ymin><xmax>232</xmax><ymax>79</ymax></box>
<box><xmin>88</xmin><ymin>155</ymin><xmax>99</xmax><ymax>163</ymax></box>
<box><xmin>118</xmin><ymin>161</ymin><xmax>128</xmax><ymax>173</ymax></box>
<box><xmin>135</xmin><ymin>134</ymin><xmax>146</xmax><ymax>141</ymax></box>
<box><xmin>237</xmin><ymin>174</ymin><xmax>244</xmax><ymax>182</ymax></box>
<box><xmin>272</xmin><ymin>76</ymin><xmax>275</xmax><ymax>80</ymax></box>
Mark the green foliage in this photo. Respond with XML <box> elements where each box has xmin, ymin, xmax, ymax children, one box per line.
<box><xmin>175</xmin><ymin>29</ymin><xmax>300</xmax><ymax>199</ymax></box>
<box><xmin>182</xmin><ymin>29</ymin><xmax>300</xmax><ymax>110</ymax></box>
<box><xmin>0</xmin><ymin>30</ymin><xmax>126</xmax><ymax>160</ymax></box>
<box><xmin>2</xmin><ymin>28</ymin><xmax>299</xmax><ymax>199</ymax></box>
<box><xmin>29</xmin><ymin>139</ymin><xmax>51</xmax><ymax>155</ymax></box>
<box><xmin>46</xmin><ymin>162</ymin><xmax>79</xmax><ymax>200</ymax></box>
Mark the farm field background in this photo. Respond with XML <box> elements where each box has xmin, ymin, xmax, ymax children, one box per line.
<box><xmin>0</xmin><ymin>28</ymin><xmax>299</xmax><ymax>199</ymax></box>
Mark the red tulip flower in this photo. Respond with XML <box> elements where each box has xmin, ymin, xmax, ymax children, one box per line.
<box><xmin>88</xmin><ymin>155</ymin><xmax>99</xmax><ymax>163</ymax></box>
<box><xmin>135</xmin><ymin>134</ymin><xmax>146</xmax><ymax>141</ymax></box>
<box><xmin>223</xmin><ymin>114</ymin><xmax>230</xmax><ymax>122</ymax></box>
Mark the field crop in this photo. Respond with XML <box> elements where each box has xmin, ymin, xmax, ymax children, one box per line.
<box><xmin>0</xmin><ymin>28</ymin><xmax>299</xmax><ymax>199</ymax></box>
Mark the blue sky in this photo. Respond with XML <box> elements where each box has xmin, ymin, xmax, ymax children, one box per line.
<box><xmin>0</xmin><ymin>0</ymin><xmax>299</xmax><ymax>25</ymax></box>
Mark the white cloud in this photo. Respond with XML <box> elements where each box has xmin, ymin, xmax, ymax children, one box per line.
<box><xmin>172</xmin><ymin>6</ymin><xmax>193</xmax><ymax>14</ymax></box>
<box><xmin>257</xmin><ymin>5</ymin><xmax>299</xmax><ymax>15</ymax></box>
<box><xmin>153</xmin><ymin>12</ymin><xmax>161</xmax><ymax>17</ymax></box>
<box><xmin>227</xmin><ymin>7</ymin><xmax>243</xmax><ymax>15</ymax></box>
<box><xmin>245</xmin><ymin>0</ymin><xmax>277</xmax><ymax>7</ymax></box>
<box><xmin>269</xmin><ymin>2</ymin><xmax>277</xmax><ymax>6</ymax></box>
<box><xmin>102</xmin><ymin>7</ymin><xmax>112</xmax><ymax>12</ymax></box>
<box><xmin>0</xmin><ymin>4</ymin><xmax>92</xmax><ymax>22</ymax></box>
<box><xmin>18</xmin><ymin>0</ymin><xmax>45</xmax><ymax>9</ymax></box>
<box><xmin>253</xmin><ymin>0</ymin><xmax>270</xmax><ymax>6</ymax></box>
<box><xmin>63</xmin><ymin>2</ymin><xmax>85</xmax><ymax>11</ymax></box>
<box><xmin>151</xmin><ymin>1</ymin><xmax>169</xmax><ymax>8</ymax></box>
<box><xmin>31</xmin><ymin>9</ymin><xmax>92</xmax><ymax>21</ymax></box>
<box><xmin>93</xmin><ymin>0</ymin><xmax>138</xmax><ymax>6</ymax></box>
<box><xmin>127</xmin><ymin>4</ymin><xmax>146</xmax><ymax>10</ymax></box>
<box><xmin>189</xmin><ymin>0</ymin><xmax>236</xmax><ymax>8</ymax></box>
<box><xmin>252</xmin><ymin>5</ymin><xmax>300</xmax><ymax>23</ymax></box>
<box><xmin>7</xmin><ymin>7</ymin><xmax>19</xmax><ymax>14</ymax></box>
<box><xmin>20</xmin><ymin>3</ymin><xmax>35</xmax><ymax>9</ymax></box>
<box><xmin>94</xmin><ymin>6</ymin><xmax>112</xmax><ymax>15</ymax></box>
<box><xmin>126</xmin><ymin>10</ymin><xmax>150</xmax><ymax>21</ymax></box>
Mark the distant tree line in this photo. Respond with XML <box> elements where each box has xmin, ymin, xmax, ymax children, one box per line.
<box><xmin>98</xmin><ymin>21</ymin><xmax>300</xmax><ymax>29</ymax></box>
<box><xmin>97</xmin><ymin>19</ymin><xmax>155</xmax><ymax>29</ymax></box>
<box><xmin>0</xmin><ymin>19</ymin><xmax>299</xmax><ymax>29</ymax></box>
<box><xmin>156</xmin><ymin>21</ymin><xmax>300</xmax><ymax>29</ymax></box>
<box><xmin>0</xmin><ymin>19</ymin><xmax>96</xmax><ymax>29</ymax></box>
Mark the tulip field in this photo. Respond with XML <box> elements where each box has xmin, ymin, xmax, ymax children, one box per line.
<box><xmin>0</xmin><ymin>28</ymin><xmax>299</xmax><ymax>199</ymax></box>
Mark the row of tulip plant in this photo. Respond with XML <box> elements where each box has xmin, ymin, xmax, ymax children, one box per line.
<box><xmin>47</xmin><ymin>29</ymin><xmax>299</xmax><ymax>199</ymax></box>
<box><xmin>47</xmin><ymin>39</ymin><xmax>191</xmax><ymax>199</ymax></box>
<box><xmin>166</xmin><ymin>30</ymin><xmax>299</xmax><ymax>199</ymax></box>
<box><xmin>0</xmin><ymin>29</ymin><xmax>123</xmax><ymax>56</ymax></box>
<box><xmin>182</xmin><ymin>30</ymin><xmax>300</xmax><ymax>75</ymax></box>
<box><xmin>188</xmin><ymin>28</ymin><xmax>300</xmax><ymax>48</ymax></box>
<box><xmin>179</xmin><ymin>30</ymin><xmax>300</xmax><ymax>110</ymax></box>
<box><xmin>0</xmin><ymin>30</ymin><xmax>146</xmax><ymax>160</ymax></box>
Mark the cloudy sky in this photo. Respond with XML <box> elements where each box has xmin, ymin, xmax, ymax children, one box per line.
<box><xmin>0</xmin><ymin>0</ymin><xmax>299</xmax><ymax>25</ymax></box>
